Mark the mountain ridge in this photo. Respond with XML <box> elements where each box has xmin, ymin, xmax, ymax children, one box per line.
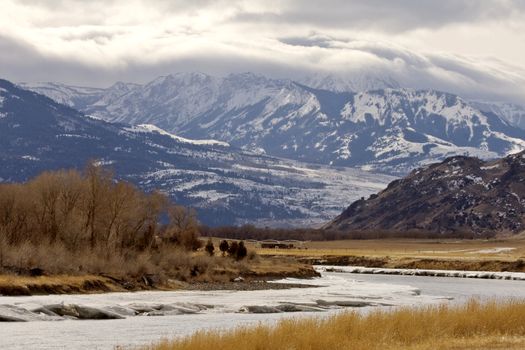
<box><xmin>20</xmin><ymin>73</ymin><xmax>525</xmax><ymax>175</ymax></box>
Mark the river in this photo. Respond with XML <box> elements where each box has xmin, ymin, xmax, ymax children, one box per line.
<box><xmin>1</xmin><ymin>267</ymin><xmax>525</xmax><ymax>349</ymax></box>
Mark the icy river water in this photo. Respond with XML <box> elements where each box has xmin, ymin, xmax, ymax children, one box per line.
<box><xmin>1</xmin><ymin>266</ymin><xmax>525</xmax><ymax>350</ymax></box>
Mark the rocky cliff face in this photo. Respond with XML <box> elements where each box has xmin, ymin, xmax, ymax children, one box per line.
<box><xmin>326</xmin><ymin>151</ymin><xmax>525</xmax><ymax>236</ymax></box>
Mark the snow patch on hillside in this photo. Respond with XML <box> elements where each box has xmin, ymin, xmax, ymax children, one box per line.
<box><xmin>0</xmin><ymin>88</ymin><xmax>6</xmax><ymax>107</ymax></box>
<box><xmin>126</xmin><ymin>124</ymin><xmax>230</xmax><ymax>147</ymax></box>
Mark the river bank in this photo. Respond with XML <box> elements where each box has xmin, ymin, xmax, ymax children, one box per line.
<box><xmin>295</xmin><ymin>254</ymin><xmax>525</xmax><ymax>272</ymax></box>
<box><xmin>0</xmin><ymin>256</ymin><xmax>318</xmax><ymax>296</ymax></box>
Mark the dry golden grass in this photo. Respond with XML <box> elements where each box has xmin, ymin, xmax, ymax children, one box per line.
<box><xmin>245</xmin><ymin>257</ymin><xmax>315</xmax><ymax>277</ymax></box>
<box><xmin>256</xmin><ymin>238</ymin><xmax>525</xmax><ymax>261</ymax></box>
<box><xmin>0</xmin><ymin>253</ymin><xmax>315</xmax><ymax>295</ymax></box>
<box><xmin>144</xmin><ymin>300</ymin><xmax>525</xmax><ymax>350</ymax></box>
<box><xmin>0</xmin><ymin>274</ymin><xmax>122</xmax><ymax>295</ymax></box>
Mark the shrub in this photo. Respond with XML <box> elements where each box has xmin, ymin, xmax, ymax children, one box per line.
<box><xmin>205</xmin><ymin>239</ymin><xmax>215</xmax><ymax>256</ymax></box>
<box><xmin>236</xmin><ymin>241</ymin><xmax>247</xmax><ymax>260</ymax></box>
<box><xmin>247</xmin><ymin>250</ymin><xmax>259</xmax><ymax>261</ymax></box>
<box><xmin>227</xmin><ymin>241</ymin><xmax>238</xmax><ymax>257</ymax></box>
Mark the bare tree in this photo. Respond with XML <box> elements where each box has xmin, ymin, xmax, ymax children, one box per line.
<box><xmin>165</xmin><ymin>205</ymin><xmax>201</xmax><ymax>250</ymax></box>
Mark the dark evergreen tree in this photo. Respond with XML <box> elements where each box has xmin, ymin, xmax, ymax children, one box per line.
<box><xmin>219</xmin><ymin>240</ymin><xmax>229</xmax><ymax>256</ymax></box>
<box><xmin>228</xmin><ymin>241</ymin><xmax>239</xmax><ymax>257</ymax></box>
<box><xmin>236</xmin><ymin>241</ymin><xmax>247</xmax><ymax>260</ymax></box>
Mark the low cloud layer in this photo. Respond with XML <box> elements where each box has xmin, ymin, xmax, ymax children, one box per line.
<box><xmin>1</xmin><ymin>0</ymin><xmax>524</xmax><ymax>103</ymax></box>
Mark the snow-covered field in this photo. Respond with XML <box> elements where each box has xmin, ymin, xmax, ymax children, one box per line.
<box><xmin>1</xmin><ymin>269</ymin><xmax>525</xmax><ymax>349</ymax></box>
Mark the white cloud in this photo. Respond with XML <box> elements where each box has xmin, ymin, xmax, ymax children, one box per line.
<box><xmin>0</xmin><ymin>0</ymin><xmax>524</xmax><ymax>103</ymax></box>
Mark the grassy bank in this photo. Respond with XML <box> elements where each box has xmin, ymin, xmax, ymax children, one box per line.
<box><xmin>0</xmin><ymin>275</ymin><xmax>124</xmax><ymax>295</ymax></box>
<box><xmin>0</xmin><ymin>255</ymin><xmax>317</xmax><ymax>296</ymax></box>
<box><xmin>144</xmin><ymin>300</ymin><xmax>525</xmax><ymax>350</ymax></box>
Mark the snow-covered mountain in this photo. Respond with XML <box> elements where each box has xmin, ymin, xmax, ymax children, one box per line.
<box><xmin>18</xmin><ymin>81</ymin><xmax>139</xmax><ymax>110</ymax></box>
<box><xmin>21</xmin><ymin>73</ymin><xmax>525</xmax><ymax>174</ymax></box>
<box><xmin>470</xmin><ymin>101</ymin><xmax>525</xmax><ymax>130</ymax></box>
<box><xmin>297</xmin><ymin>72</ymin><xmax>400</xmax><ymax>92</ymax></box>
<box><xmin>17</xmin><ymin>82</ymin><xmax>105</xmax><ymax>109</ymax></box>
<box><xmin>0</xmin><ymin>78</ymin><xmax>393</xmax><ymax>226</ymax></box>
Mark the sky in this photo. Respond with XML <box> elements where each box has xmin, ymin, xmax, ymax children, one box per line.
<box><xmin>1</xmin><ymin>0</ymin><xmax>525</xmax><ymax>102</ymax></box>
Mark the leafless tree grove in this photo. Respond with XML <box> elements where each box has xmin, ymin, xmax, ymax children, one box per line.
<box><xmin>0</xmin><ymin>164</ymin><xmax>202</xmax><ymax>274</ymax></box>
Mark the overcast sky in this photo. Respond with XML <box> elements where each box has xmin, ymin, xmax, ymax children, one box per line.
<box><xmin>1</xmin><ymin>0</ymin><xmax>525</xmax><ymax>102</ymax></box>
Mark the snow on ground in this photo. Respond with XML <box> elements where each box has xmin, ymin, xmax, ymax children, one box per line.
<box><xmin>126</xmin><ymin>124</ymin><xmax>230</xmax><ymax>147</ymax></box>
<box><xmin>473</xmin><ymin>247</ymin><xmax>516</xmax><ymax>254</ymax></box>
<box><xmin>141</xmin><ymin>155</ymin><xmax>395</xmax><ymax>227</ymax></box>
<box><xmin>318</xmin><ymin>265</ymin><xmax>525</xmax><ymax>280</ymax></box>
<box><xmin>420</xmin><ymin>247</ymin><xmax>518</xmax><ymax>255</ymax></box>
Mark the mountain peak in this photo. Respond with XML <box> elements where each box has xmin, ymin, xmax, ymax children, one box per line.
<box><xmin>108</xmin><ymin>81</ymin><xmax>139</xmax><ymax>91</ymax></box>
<box><xmin>144</xmin><ymin>72</ymin><xmax>218</xmax><ymax>91</ymax></box>
<box><xmin>298</xmin><ymin>72</ymin><xmax>401</xmax><ymax>92</ymax></box>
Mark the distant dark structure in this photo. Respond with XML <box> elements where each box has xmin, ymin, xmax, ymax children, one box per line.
<box><xmin>260</xmin><ymin>242</ymin><xmax>293</xmax><ymax>249</ymax></box>
<box><xmin>259</xmin><ymin>240</ymin><xmax>303</xmax><ymax>249</ymax></box>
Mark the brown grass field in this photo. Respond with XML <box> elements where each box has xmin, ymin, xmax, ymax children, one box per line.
<box><xmin>144</xmin><ymin>300</ymin><xmax>525</xmax><ymax>350</ymax></box>
<box><xmin>251</xmin><ymin>237</ymin><xmax>525</xmax><ymax>272</ymax></box>
<box><xmin>203</xmin><ymin>237</ymin><xmax>525</xmax><ymax>272</ymax></box>
<box><xmin>254</xmin><ymin>238</ymin><xmax>525</xmax><ymax>261</ymax></box>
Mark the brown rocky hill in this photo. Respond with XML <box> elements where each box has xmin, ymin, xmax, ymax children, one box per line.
<box><xmin>326</xmin><ymin>151</ymin><xmax>525</xmax><ymax>237</ymax></box>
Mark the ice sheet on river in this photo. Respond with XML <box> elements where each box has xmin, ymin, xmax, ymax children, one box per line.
<box><xmin>317</xmin><ymin>265</ymin><xmax>525</xmax><ymax>280</ymax></box>
<box><xmin>0</xmin><ymin>273</ymin><xmax>447</xmax><ymax>322</ymax></box>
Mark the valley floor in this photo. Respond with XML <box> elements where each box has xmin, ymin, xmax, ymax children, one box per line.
<box><xmin>255</xmin><ymin>238</ymin><xmax>525</xmax><ymax>273</ymax></box>
<box><xmin>3</xmin><ymin>238</ymin><xmax>525</xmax><ymax>296</ymax></box>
